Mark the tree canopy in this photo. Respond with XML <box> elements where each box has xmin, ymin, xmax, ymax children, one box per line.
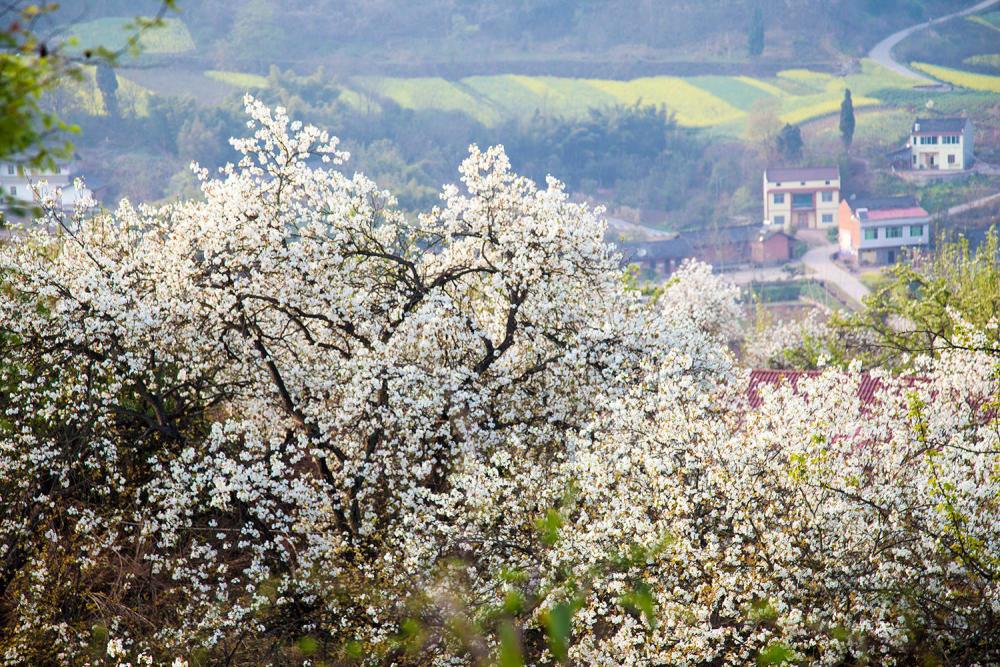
<box><xmin>0</xmin><ymin>98</ymin><xmax>998</xmax><ymax>666</ymax></box>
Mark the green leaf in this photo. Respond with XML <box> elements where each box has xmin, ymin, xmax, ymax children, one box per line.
<box><xmin>757</xmin><ymin>642</ymin><xmax>798</xmax><ymax>666</ymax></box>
<box><xmin>536</xmin><ymin>509</ymin><xmax>562</xmax><ymax>547</ymax></box>
<box><xmin>544</xmin><ymin>602</ymin><xmax>574</xmax><ymax>662</ymax></box>
<box><xmin>498</xmin><ymin>620</ymin><xmax>524</xmax><ymax>667</ymax></box>
<box><xmin>297</xmin><ymin>636</ymin><xmax>319</xmax><ymax>655</ymax></box>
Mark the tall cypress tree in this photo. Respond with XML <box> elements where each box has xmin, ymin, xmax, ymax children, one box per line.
<box><xmin>96</xmin><ymin>62</ymin><xmax>119</xmax><ymax>118</ymax></box>
<box><xmin>839</xmin><ymin>88</ymin><xmax>855</xmax><ymax>150</ymax></box>
<box><xmin>747</xmin><ymin>6</ymin><xmax>764</xmax><ymax>57</ymax></box>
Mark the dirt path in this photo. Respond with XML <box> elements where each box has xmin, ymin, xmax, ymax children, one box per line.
<box><xmin>868</xmin><ymin>0</ymin><xmax>1000</xmax><ymax>84</ymax></box>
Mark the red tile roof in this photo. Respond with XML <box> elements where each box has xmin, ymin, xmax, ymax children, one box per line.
<box><xmin>864</xmin><ymin>206</ymin><xmax>929</xmax><ymax>221</ymax></box>
<box><xmin>748</xmin><ymin>369</ymin><xmax>894</xmax><ymax>408</ymax></box>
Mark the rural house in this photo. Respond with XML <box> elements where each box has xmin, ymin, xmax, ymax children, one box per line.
<box><xmin>905</xmin><ymin>117</ymin><xmax>974</xmax><ymax>170</ymax></box>
<box><xmin>838</xmin><ymin>195</ymin><xmax>930</xmax><ymax>265</ymax></box>
<box><xmin>763</xmin><ymin>166</ymin><xmax>841</xmax><ymax>230</ymax></box>
<box><xmin>0</xmin><ymin>161</ymin><xmax>89</xmax><ymax>211</ymax></box>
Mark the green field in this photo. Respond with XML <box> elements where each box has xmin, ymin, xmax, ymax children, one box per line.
<box><xmin>205</xmin><ymin>70</ymin><xmax>268</xmax><ymax>89</ymax></box>
<box><xmin>62</xmin><ymin>16</ymin><xmax>195</xmax><ymax>55</ymax></box>
<box><xmin>964</xmin><ymin>54</ymin><xmax>1000</xmax><ymax>69</ymax></box>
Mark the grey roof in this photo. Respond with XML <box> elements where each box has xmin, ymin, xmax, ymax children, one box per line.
<box><xmin>683</xmin><ymin>224</ymin><xmax>776</xmax><ymax>247</ymax></box>
<box><xmin>765</xmin><ymin>166</ymin><xmax>840</xmax><ymax>182</ymax></box>
<box><xmin>913</xmin><ymin>117</ymin><xmax>968</xmax><ymax>133</ymax></box>
<box><xmin>848</xmin><ymin>195</ymin><xmax>917</xmax><ymax>212</ymax></box>
<box><xmin>618</xmin><ymin>236</ymin><xmax>694</xmax><ymax>262</ymax></box>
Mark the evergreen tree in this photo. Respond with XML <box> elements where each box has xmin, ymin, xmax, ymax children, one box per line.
<box><xmin>839</xmin><ymin>88</ymin><xmax>855</xmax><ymax>150</ymax></box>
<box><xmin>776</xmin><ymin>123</ymin><xmax>803</xmax><ymax>161</ymax></box>
<box><xmin>747</xmin><ymin>5</ymin><xmax>764</xmax><ymax>57</ymax></box>
<box><xmin>96</xmin><ymin>62</ymin><xmax>119</xmax><ymax>118</ymax></box>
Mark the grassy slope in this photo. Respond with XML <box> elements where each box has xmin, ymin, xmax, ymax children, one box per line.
<box><xmin>61</xmin><ymin>16</ymin><xmax>195</xmax><ymax>55</ymax></box>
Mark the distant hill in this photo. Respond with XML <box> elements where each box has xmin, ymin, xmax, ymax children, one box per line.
<box><xmin>53</xmin><ymin>0</ymin><xmax>970</xmax><ymax>77</ymax></box>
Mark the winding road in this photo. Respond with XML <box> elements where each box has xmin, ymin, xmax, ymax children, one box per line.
<box><xmin>868</xmin><ymin>0</ymin><xmax>1000</xmax><ymax>83</ymax></box>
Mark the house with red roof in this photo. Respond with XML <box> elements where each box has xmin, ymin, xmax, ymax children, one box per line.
<box><xmin>838</xmin><ymin>195</ymin><xmax>930</xmax><ymax>266</ymax></box>
<box><xmin>747</xmin><ymin>369</ymin><xmax>891</xmax><ymax>409</ymax></box>
<box><xmin>763</xmin><ymin>166</ymin><xmax>840</xmax><ymax>230</ymax></box>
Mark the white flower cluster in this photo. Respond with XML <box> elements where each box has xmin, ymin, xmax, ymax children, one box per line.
<box><xmin>0</xmin><ymin>97</ymin><xmax>997</xmax><ymax>665</ymax></box>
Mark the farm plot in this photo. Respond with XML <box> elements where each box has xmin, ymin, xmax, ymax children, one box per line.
<box><xmin>912</xmin><ymin>62</ymin><xmax>1000</xmax><ymax>92</ymax></box>
<box><xmin>584</xmin><ymin>77</ymin><xmax>743</xmax><ymax>126</ymax></box>
<box><xmin>205</xmin><ymin>71</ymin><xmax>268</xmax><ymax>89</ymax></box>
<box><xmin>687</xmin><ymin>76</ymin><xmax>778</xmax><ymax>109</ymax></box>
<box><xmin>332</xmin><ymin>60</ymin><xmax>916</xmax><ymax>133</ymax></box>
<box><xmin>351</xmin><ymin>77</ymin><xmax>500</xmax><ymax>125</ymax></box>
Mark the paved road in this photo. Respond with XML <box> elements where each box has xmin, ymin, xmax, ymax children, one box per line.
<box><xmin>801</xmin><ymin>243</ymin><xmax>871</xmax><ymax>306</ymax></box>
<box><xmin>868</xmin><ymin>0</ymin><xmax>1000</xmax><ymax>84</ymax></box>
<box><xmin>794</xmin><ymin>230</ymin><xmax>872</xmax><ymax>307</ymax></box>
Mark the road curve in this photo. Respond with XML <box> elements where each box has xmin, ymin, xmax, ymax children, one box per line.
<box><xmin>800</xmin><ymin>242</ymin><xmax>871</xmax><ymax>307</ymax></box>
<box><xmin>868</xmin><ymin>0</ymin><xmax>1000</xmax><ymax>83</ymax></box>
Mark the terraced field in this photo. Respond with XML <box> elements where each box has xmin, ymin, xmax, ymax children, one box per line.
<box><xmin>342</xmin><ymin>59</ymin><xmax>915</xmax><ymax>133</ymax></box>
<box><xmin>911</xmin><ymin>62</ymin><xmax>1000</xmax><ymax>92</ymax></box>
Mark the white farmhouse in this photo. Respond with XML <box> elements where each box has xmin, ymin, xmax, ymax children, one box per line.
<box><xmin>1</xmin><ymin>160</ymin><xmax>90</xmax><ymax>211</ymax></box>
<box><xmin>907</xmin><ymin>117</ymin><xmax>974</xmax><ymax>171</ymax></box>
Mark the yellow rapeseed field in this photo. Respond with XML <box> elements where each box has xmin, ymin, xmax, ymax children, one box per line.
<box><xmin>911</xmin><ymin>62</ymin><xmax>1000</xmax><ymax>92</ymax></box>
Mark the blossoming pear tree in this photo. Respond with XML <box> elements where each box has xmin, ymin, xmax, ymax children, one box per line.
<box><xmin>0</xmin><ymin>96</ymin><xmax>998</xmax><ymax>666</ymax></box>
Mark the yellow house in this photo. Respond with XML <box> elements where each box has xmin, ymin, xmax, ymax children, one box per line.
<box><xmin>762</xmin><ymin>166</ymin><xmax>841</xmax><ymax>230</ymax></box>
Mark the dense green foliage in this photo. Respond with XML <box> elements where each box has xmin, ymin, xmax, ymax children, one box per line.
<box><xmin>756</xmin><ymin>230</ymin><xmax>1000</xmax><ymax>372</ymax></box>
<box><xmin>775</xmin><ymin>122</ymin><xmax>803</xmax><ymax>161</ymax></box>
<box><xmin>847</xmin><ymin>227</ymin><xmax>1000</xmax><ymax>364</ymax></box>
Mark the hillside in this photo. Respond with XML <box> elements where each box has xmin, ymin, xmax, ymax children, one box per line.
<box><xmin>24</xmin><ymin>0</ymin><xmax>1000</xmax><ymax>232</ymax></box>
<box><xmin>53</xmin><ymin>0</ymin><xmax>969</xmax><ymax>76</ymax></box>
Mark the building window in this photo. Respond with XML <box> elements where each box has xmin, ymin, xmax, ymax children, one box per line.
<box><xmin>864</xmin><ymin>228</ymin><xmax>877</xmax><ymax>240</ymax></box>
<box><xmin>53</xmin><ymin>165</ymin><xmax>61</xmax><ymax>174</ymax></box>
<box><xmin>942</xmin><ymin>135</ymin><xmax>960</xmax><ymax>144</ymax></box>
<box><xmin>948</xmin><ymin>154</ymin><xmax>956</xmax><ymax>164</ymax></box>
<box><xmin>886</xmin><ymin>226</ymin><xmax>903</xmax><ymax>238</ymax></box>
<box><xmin>6</xmin><ymin>165</ymin><xmax>13</xmax><ymax>175</ymax></box>
<box><xmin>909</xmin><ymin>224</ymin><xmax>924</xmax><ymax>237</ymax></box>
<box><xmin>821</xmin><ymin>191</ymin><xmax>833</xmax><ymax>202</ymax></box>
<box><xmin>773</xmin><ymin>193</ymin><xmax>785</xmax><ymax>204</ymax></box>
<box><xmin>825</xmin><ymin>180</ymin><xmax>830</xmax><ymax>185</ymax></box>
<box><xmin>773</xmin><ymin>215</ymin><xmax>785</xmax><ymax>225</ymax></box>
<box><xmin>822</xmin><ymin>213</ymin><xmax>834</xmax><ymax>223</ymax></box>
<box><xmin>791</xmin><ymin>193</ymin><xmax>813</xmax><ymax>208</ymax></box>
<box><xmin>9</xmin><ymin>186</ymin><xmax>16</xmax><ymax>196</ymax></box>
<box><xmin>919</xmin><ymin>136</ymin><xmax>939</xmax><ymax>145</ymax></box>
